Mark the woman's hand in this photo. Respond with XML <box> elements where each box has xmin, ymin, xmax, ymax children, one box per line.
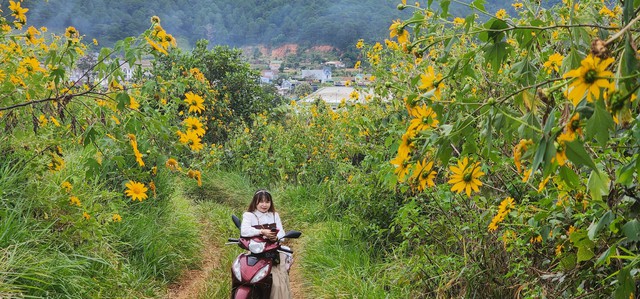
<box><xmin>260</xmin><ymin>229</ymin><xmax>277</xmax><ymax>241</ymax></box>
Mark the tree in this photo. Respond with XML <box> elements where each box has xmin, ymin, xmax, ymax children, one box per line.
<box><xmin>294</xmin><ymin>82</ymin><xmax>313</xmax><ymax>99</ymax></box>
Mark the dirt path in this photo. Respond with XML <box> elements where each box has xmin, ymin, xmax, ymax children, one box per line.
<box><xmin>289</xmin><ymin>238</ymin><xmax>305</xmax><ymax>299</ymax></box>
<box><xmin>166</xmin><ymin>220</ymin><xmax>220</xmax><ymax>299</ymax></box>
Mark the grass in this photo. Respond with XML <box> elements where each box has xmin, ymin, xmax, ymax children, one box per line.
<box><xmin>297</xmin><ymin>221</ymin><xmax>411</xmax><ymax>298</ymax></box>
<box><xmin>0</xmin><ymin>149</ymin><xmax>205</xmax><ymax>298</ymax></box>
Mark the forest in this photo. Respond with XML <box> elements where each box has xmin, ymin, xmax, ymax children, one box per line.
<box><xmin>14</xmin><ymin>0</ymin><xmax>557</xmax><ymax>49</ymax></box>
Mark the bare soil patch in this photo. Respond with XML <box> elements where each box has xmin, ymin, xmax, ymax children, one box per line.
<box><xmin>166</xmin><ymin>221</ymin><xmax>220</xmax><ymax>299</ymax></box>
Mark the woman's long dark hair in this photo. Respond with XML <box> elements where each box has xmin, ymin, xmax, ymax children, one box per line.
<box><xmin>247</xmin><ymin>189</ymin><xmax>276</xmax><ymax>212</ymax></box>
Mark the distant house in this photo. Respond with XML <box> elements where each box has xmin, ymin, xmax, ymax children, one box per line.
<box><xmin>260</xmin><ymin>70</ymin><xmax>278</xmax><ymax>84</ymax></box>
<box><xmin>69</xmin><ymin>56</ymin><xmax>152</xmax><ymax>87</ymax></box>
<box><xmin>301</xmin><ymin>67</ymin><xmax>332</xmax><ymax>83</ymax></box>
<box><xmin>325</xmin><ymin>61</ymin><xmax>345</xmax><ymax>68</ymax></box>
<box><xmin>121</xmin><ymin>60</ymin><xmax>152</xmax><ymax>81</ymax></box>
<box><xmin>277</xmin><ymin>79</ymin><xmax>298</xmax><ymax>96</ymax></box>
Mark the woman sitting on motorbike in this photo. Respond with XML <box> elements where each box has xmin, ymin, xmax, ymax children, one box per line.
<box><xmin>240</xmin><ymin>189</ymin><xmax>292</xmax><ymax>298</ymax></box>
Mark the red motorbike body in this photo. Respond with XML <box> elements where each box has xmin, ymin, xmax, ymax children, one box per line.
<box><xmin>231</xmin><ymin>237</ymin><xmax>279</xmax><ymax>298</ymax></box>
<box><xmin>228</xmin><ymin>215</ymin><xmax>301</xmax><ymax>299</ymax></box>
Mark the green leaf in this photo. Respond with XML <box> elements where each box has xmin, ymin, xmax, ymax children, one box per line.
<box><xmin>565</xmin><ymin>140</ymin><xmax>597</xmax><ymax>171</ymax></box>
<box><xmin>483</xmin><ymin>42</ymin><xmax>511</xmax><ymax>74</ymax></box>
<box><xmin>50</xmin><ymin>68</ymin><xmax>65</xmax><ymax>87</ymax></box>
<box><xmin>623</xmin><ymin>0</ymin><xmax>635</xmax><ymax>24</ymax></box>
<box><xmin>619</xmin><ymin>37</ymin><xmax>639</xmax><ymax>92</ymax></box>
<box><xmin>559</xmin><ymin>253</ymin><xmax>577</xmax><ymax>270</ymax></box>
<box><xmin>543</xmin><ymin>112</ymin><xmax>555</xmax><ymax>135</ymax></box>
<box><xmin>542</xmin><ymin>136</ymin><xmax>556</xmax><ymax>176</ymax></box>
<box><xmin>565</xmin><ymin>48</ymin><xmax>582</xmax><ymax>72</ymax></box>
<box><xmin>84</xmin><ymin>158</ymin><xmax>102</xmax><ymax>178</ymax></box>
<box><xmin>587</xmin><ymin>170</ymin><xmax>609</xmax><ymax>202</ymax></box>
<box><xmin>587</xmin><ymin>210</ymin><xmax>614</xmax><ymax>240</ymax></box>
<box><xmin>616</xmin><ymin>157</ymin><xmax>637</xmax><ymax>187</ymax></box>
<box><xmin>479</xmin><ymin>19</ymin><xmax>509</xmax><ymax>43</ymax></box>
<box><xmin>407</xmin><ymin>10</ymin><xmax>425</xmax><ymax>24</ymax></box>
<box><xmin>464</xmin><ymin>14</ymin><xmax>476</xmax><ymax>33</ymax></box>
<box><xmin>471</xmin><ymin>0</ymin><xmax>486</xmax><ymax>12</ymax></box>
<box><xmin>530</xmin><ymin>137</ymin><xmax>547</xmax><ymax>176</ymax></box>
<box><xmin>622</xmin><ymin>219</ymin><xmax>640</xmax><ymax>241</ymax></box>
<box><xmin>511</xmin><ymin>59</ymin><xmax>536</xmax><ymax>86</ymax></box>
<box><xmin>614</xmin><ymin>267</ymin><xmax>635</xmax><ymax>299</ymax></box>
<box><xmin>116</xmin><ymin>92</ymin><xmax>130</xmax><ymax>111</ymax></box>
<box><xmin>462</xmin><ymin>138</ymin><xmax>478</xmax><ymax>156</ymax></box>
<box><xmin>83</xmin><ymin>127</ymin><xmax>98</xmax><ymax>147</ymax></box>
<box><xmin>440</xmin><ymin>0</ymin><xmax>450</xmax><ymax>17</ymax></box>
<box><xmin>558</xmin><ymin>166</ymin><xmax>580</xmax><ymax>189</ymax></box>
<box><xmin>595</xmin><ymin>245</ymin><xmax>616</xmax><ymax>266</ymax></box>
<box><xmin>569</xmin><ymin>230</ymin><xmax>595</xmax><ymax>262</ymax></box>
<box><xmin>438</xmin><ymin>36</ymin><xmax>459</xmax><ymax>63</ymax></box>
<box><xmin>436</xmin><ymin>139</ymin><xmax>453</xmax><ymax>165</ymax></box>
<box><xmin>585</xmin><ymin>100</ymin><xmax>614</xmax><ymax>146</ymax></box>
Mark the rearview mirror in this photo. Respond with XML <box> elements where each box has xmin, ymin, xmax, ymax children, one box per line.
<box><xmin>284</xmin><ymin>230</ymin><xmax>302</xmax><ymax>239</ymax></box>
<box><xmin>231</xmin><ymin>215</ymin><xmax>241</xmax><ymax>229</ymax></box>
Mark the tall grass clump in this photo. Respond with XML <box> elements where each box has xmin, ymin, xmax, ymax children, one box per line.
<box><xmin>115</xmin><ymin>175</ymin><xmax>202</xmax><ymax>284</ymax></box>
<box><xmin>301</xmin><ymin>221</ymin><xmax>412</xmax><ymax>298</ymax></box>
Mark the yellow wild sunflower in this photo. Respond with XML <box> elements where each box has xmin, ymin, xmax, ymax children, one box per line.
<box><xmin>184</xmin><ymin>130</ymin><xmax>204</xmax><ymax>152</ymax></box>
<box><xmin>184</xmin><ymin>92</ymin><xmax>205</xmax><ymax>114</ymax></box>
<box><xmin>488</xmin><ymin>197</ymin><xmax>515</xmax><ymax>232</ymax></box>
<box><xmin>418</xmin><ymin>66</ymin><xmax>444</xmax><ymax>99</ymax></box>
<box><xmin>513</xmin><ymin>139</ymin><xmax>533</xmax><ymax>173</ymax></box>
<box><xmin>563</xmin><ymin>54</ymin><xmax>614</xmax><ymax>106</ymax></box>
<box><xmin>125</xmin><ymin>181</ymin><xmax>148</xmax><ymax>201</ymax></box>
<box><xmin>553</xmin><ymin>131</ymin><xmax>574</xmax><ymax>166</ymax></box>
<box><xmin>9</xmin><ymin>1</ymin><xmax>28</xmax><ymax>23</ymax></box>
<box><xmin>61</xmin><ymin>181</ymin><xmax>73</xmax><ymax>193</ymax></box>
<box><xmin>543</xmin><ymin>53</ymin><xmax>564</xmax><ymax>74</ymax></box>
<box><xmin>165</xmin><ymin>158</ymin><xmax>180</xmax><ymax>171</ymax></box>
<box><xmin>390</xmin><ymin>154</ymin><xmax>411</xmax><ymax>182</ymax></box>
<box><xmin>69</xmin><ymin>196</ymin><xmax>81</xmax><ymax>207</ymax></box>
<box><xmin>565</xmin><ymin>113</ymin><xmax>582</xmax><ymax>138</ymax></box>
<box><xmin>145</xmin><ymin>37</ymin><xmax>168</xmax><ymax>55</ymax></box>
<box><xmin>447</xmin><ymin>157</ymin><xmax>484</xmax><ymax>197</ymax></box>
<box><xmin>408</xmin><ymin>105</ymin><xmax>439</xmax><ymax>132</ymax></box>
<box><xmin>410</xmin><ymin>158</ymin><xmax>436</xmax><ymax>191</ymax></box>
<box><xmin>397</xmin><ymin>129</ymin><xmax>417</xmax><ymax>158</ymax></box>
<box><xmin>389</xmin><ymin>20</ymin><xmax>409</xmax><ymax>45</ymax></box>
<box><xmin>112</xmin><ymin>214</ymin><xmax>122</xmax><ymax>222</ymax></box>
<box><xmin>184</xmin><ymin>117</ymin><xmax>206</xmax><ymax>137</ymax></box>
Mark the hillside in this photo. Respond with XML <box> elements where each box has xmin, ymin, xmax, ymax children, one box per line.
<box><xmin>19</xmin><ymin>0</ymin><xmax>407</xmax><ymax>49</ymax></box>
<box><xmin>12</xmin><ymin>0</ymin><xmax>558</xmax><ymax>50</ymax></box>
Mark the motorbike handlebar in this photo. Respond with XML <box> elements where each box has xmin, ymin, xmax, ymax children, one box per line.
<box><xmin>278</xmin><ymin>247</ymin><xmax>293</xmax><ymax>254</ymax></box>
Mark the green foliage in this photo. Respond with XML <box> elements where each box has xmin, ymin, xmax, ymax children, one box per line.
<box><xmin>152</xmin><ymin>39</ymin><xmax>284</xmax><ymax>143</ymax></box>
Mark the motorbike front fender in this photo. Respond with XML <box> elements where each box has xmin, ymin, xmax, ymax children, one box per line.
<box><xmin>232</xmin><ymin>285</ymin><xmax>251</xmax><ymax>299</ymax></box>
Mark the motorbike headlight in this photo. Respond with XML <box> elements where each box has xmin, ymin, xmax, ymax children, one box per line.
<box><xmin>232</xmin><ymin>258</ymin><xmax>242</xmax><ymax>281</ymax></box>
<box><xmin>250</xmin><ymin>264</ymin><xmax>271</xmax><ymax>284</ymax></box>
<box><xmin>248</xmin><ymin>240</ymin><xmax>265</xmax><ymax>254</ymax></box>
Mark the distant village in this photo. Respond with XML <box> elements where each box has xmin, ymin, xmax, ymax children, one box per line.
<box><xmin>257</xmin><ymin>59</ymin><xmax>374</xmax><ymax>110</ymax></box>
<box><xmin>69</xmin><ymin>49</ymin><xmax>373</xmax><ymax>110</ymax></box>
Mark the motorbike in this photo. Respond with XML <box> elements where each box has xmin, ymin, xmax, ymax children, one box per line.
<box><xmin>227</xmin><ymin>215</ymin><xmax>302</xmax><ymax>299</ymax></box>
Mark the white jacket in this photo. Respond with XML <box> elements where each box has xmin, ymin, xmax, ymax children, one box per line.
<box><xmin>240</xmin><ymin>211</ymin><xmax>285</xmax><ymax>239</ymax></box>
